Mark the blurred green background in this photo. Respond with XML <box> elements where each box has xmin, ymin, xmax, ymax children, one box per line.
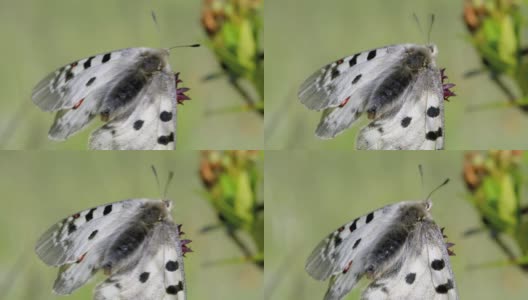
<box><xmin>265</xmin><ymin>0</ymin><xmax>528</xmax><ymax>149</ymax></box>
<box><xmin>0</xmin><ymin>152</ymin><xmax>261</xmax><ymax>299</ymax></box>
<box><xmin>0</xmin><ymin>0</ymin><xmax>262</xmax><ymax>150</ymax></box>
<box><xmin>265</xmin><ymin>151</ymin><xmax>528</xmax><ymax>299</ymax></box>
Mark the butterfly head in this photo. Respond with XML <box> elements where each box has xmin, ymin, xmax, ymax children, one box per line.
<box><xmin>405</xmin><ymin>44</ymin><xmax>437</xmax><ymax>71</ymax></box>
<box><xmin>139</xmin><ymin>50</ymin><xmax>168</xmax><ymax>73</ymax></box>
<box><xmin>400</xmin><ymin>202</ymin><xmax>433</xmax><ymax>226</ymax></box>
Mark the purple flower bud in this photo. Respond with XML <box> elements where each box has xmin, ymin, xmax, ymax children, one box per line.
<box><xmin>177</xmin><ymin>224</ymin><xmax>193</xmax><ymax>256</ymax></box>
<box><xmin>174</xmin><ymin>72</ymin><xmax>191</xmax><ymax>105</ymax></box>
<box><xmin>440</xmin><ymin>68</ymin><xmax>456</xmax><ymax>101</ymax></box>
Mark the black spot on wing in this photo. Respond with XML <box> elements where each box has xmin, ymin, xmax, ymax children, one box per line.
<box><xmin>405</xmin><ymin>273</ymin><xmax>416</xmax><ymax>284</ymax></box>
<box><xmin>166</xmin><ymin>281</ymin><xmax>184</xmax><ymax>294</ymax></box>
<box><xmin>133</xmin><ymin>120</ymin><xmax>144</xmax><ymax>130</ymax></box>
<box><xmin>366</xmin><ymin>212</ymin><xmax>374</xmax><ymax>223</ymax></box>
<box><xmin>352</xmin><ymin>74</ymin><xmax>362</xmax><ymax>84</ymax></box>
<box><xmin>158</xmin><ymin>132</ymin><xmax>175</xmax><ymax>145</ymax></box>
<box><xmin>102</xmin><ymin>53</ymin><xmax>112</xmax><ymax>63</ymax></box>
<box><xmin>85</xmin><ymin>208</ymin><xmax>96</xmax><ymax>222</ymax></box>
<box><xmin>88</xmin><ymin>230</ymin><xmax>98</xmax><ymax>240</ymax></box>
<box><xmin>431</xmin><ymin>259</ymin><xmax>445</xmax><ymax>270</ymax></box>
<box><xmin>349</xmin><ymin>54</ymin><xmax>359</xmax><ymax>67</ymax></box>
<box><xmin>103</xmin><ymin>205</ymin><xmax>112</xmax><ymax>215</ymax></box>
<box><xmin>84</xmin><ymin>56</ymin><xmax>95</xmax><ymax>69</ymax></box>
<box><xmin>352</xmin><ymin>238</ymin><xmax>361</xmax><ymax>249</ymax></box>
<box><xmin>334</xmin><ymin>236</ymin><xmax>343</xmax><ymax>247</ymax></box>
<box><xmin>367</xmin><ymin>50</ymin><xmax>377</xmax><ymax>60</ymax></box>
<box><xmin>65</xmin><ymin>69</ymin><xmax>74</xmax><ymax>82</ymax></box>
<box><xmin>427</xmin><ymin>106</ymin><xmax>440</xmax><ymax>118</ymax></box>
<box><xmin>401</xmin><ymin>117</ymin><xmax>412</xmax><ymax>128</ymax></box>
<box><xmin>426</xmin><ymin>128</ymin><xmax>443</xmax><ymax>141</ymax></box>
<box><xmin>160</xmin><ymin>111</ymin><xmax>172</xmax><ymax>122</ymax></box>
<box><xmin>139</xmin><ymin>272</ymin><xmax>150</xmax><ymax>283</ymax></box>
<box><xmin>67</xmin><ymin>223</ymin><xmax>77</xmax><ymax>235</ymax></box>
<box><xmin>349</xmin><ymin>218</ymin><xmax>358</xmax><ymax>232</ymax></box>
<box><xmin>86</xmin><ymin>77</ymin><xmax>96</xmax><ymax>87</ymax></box>
<box><xmin>165</xmin><ymin>260</ymin><xmax>179</xmax><ymax>272</ymax></box>
<box><xmin>435</xmin><ymin>279</ymin><xmax>454</xmax><ymax>294</ymax></box>
<box><xmin>331</xmin><ymin>68</ymin><xmax>340</xmax><ymax>80</ymax></box>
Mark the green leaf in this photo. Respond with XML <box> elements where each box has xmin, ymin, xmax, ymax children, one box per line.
<box><xmin>235</xmin><ymin>171</ymin><xmax>254</xmax><ymax>226</ymax></box>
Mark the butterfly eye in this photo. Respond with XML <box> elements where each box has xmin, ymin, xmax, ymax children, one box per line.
<box><xmin>425</xmin><ymin>200</ymin><xmax>433</xmax><ymax>211</ymax></box>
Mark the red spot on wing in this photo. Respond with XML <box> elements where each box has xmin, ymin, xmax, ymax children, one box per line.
<box><xmin>343</xmin><ymin>260</ymin><xmax>353</xmax><ymax>274</ymax></box>
<box><xmin>339</xmin><ymin>96</ymin><xmax>350</xmax><ymax>108</ymax></box>
<box><xmin>72</xmin><ymin>213</ymin><xmax>80</xmax><ymax>219</ymax></box>
<box><xmin>70</xmin><ymin>62</ymin><xmax>78</xmax><ymax>68</ymax></box>
<box><xmin>336</xmin><ymin>59</ymin><xmax>344</xmax><ymax>65</ymax></box>
<box><xmin>76</xmin><ymin>252</ymin><xmax>87</xmax><ymax>263</ymax></box>
<box><xmin>73</xmin><ymin>98</ymin><xmax>84</xmax><ymax>110</ymax></box>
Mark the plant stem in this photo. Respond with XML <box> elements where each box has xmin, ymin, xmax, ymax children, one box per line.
<box><xmin>491</xmin><ymin>232</ymin><xmax>528</xmax><ymax>272</ymax></box>
<box><xmin>490</xmin><ymin>75</ymin><xmax>528</xmax><ymax>112</ymax></box>
<box><xmin>227</xmin><ymin>229</ymin><xmax>263</xmax><ymax>270</ymax></box>
<box><xmin>229</xmin><ymin>77</ymin><xmax>264</xmax><ymax>117</ymax></box>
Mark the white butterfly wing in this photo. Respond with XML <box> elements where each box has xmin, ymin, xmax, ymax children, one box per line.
<box><xmin>35</xmin><ymin>199</ymin><xmax>156</xmax><ymax>266</ymax></box>
<box><xmin>299</xmin><ymin>45</ymin><xmax>415</xmax><ymax>138</ymax></box>
<box><xmin>299</xmin><ymin>45</ymin><xmax>410</xmax><ymax>111</ymax></box>
<box><xmin>306</xmin><ymin>203</ymin><xmax>406</xmax><ymax>296</ymax></box>
<box><xmin>361</xmin><ymin>220</ymin><xmax>458</xmax><ymax>300</ymax></box>
<box><xmin>32</xmin><ymin>48</ymin><xmax>142</xmax><ymax>112</ymax></box>
<box><xmin>356</xmin><ymin>66</ymin><xmax>444</xmax><ymax>150</ymax></box>
<box><xmin>89</xmin><ymin>69</ymin><xmax>177</xmax><ymax>150</ymax></box>
<box><xmin>32</xmin><ymin>47</ymin><xmax>177</xmax><ymax>150</ymax></box>
<box><xmin>94</xmin><ymin>221</ymin><xmax>186</xmax><ymax>300</ymax></box>
<box><xmin>32</xmin><ymin>48</ymin><xmax>147</xmax><ymax>140</ymax></box>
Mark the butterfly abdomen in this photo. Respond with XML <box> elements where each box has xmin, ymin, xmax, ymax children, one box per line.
<box><xmin>103</xmin><ymin>224</ymin><xmax>149</xmax><ymax>272</ymax></box>
<box><xmin>367</xmin><ymin>47</ymin><xmax>432</xmax><ymax>119</ymax></box>
<box><xmin>99</xmin><ymin>71</ymin><xmax>150</xmax><ymax>121</ymax></box>
<box><xmin>110</xmin><ymin>72</ymin><xmax>148</xmax><ymax>103</ymax></box>
<box><xmin>102</xmin><ymin>202</ymin><xmax>169</xmax><ymax>271</ymax></box>
<box><xmin>99</xmin><ymin>51</ymin><xmax>167</xmax><ymax>121</ymax></box>
<box><xmin>368</xmin><ymin>68</ymin><xmax>415</xmax><ymax>118</ymax></box>
<box><xmin>366</xmin><ymin>225</ymin><xmax>409</xmax><ymax>277</ymax></box>
<box><xmin>365</xmin><ymin>204</ymin><xmax>427</xmax><ymax>277</ymax></box>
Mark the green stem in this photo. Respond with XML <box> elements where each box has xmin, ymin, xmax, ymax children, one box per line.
<box><xmin>229</xmin><ymin>77</ymin><xmax>264</xmax><ymax>117</ymax></box>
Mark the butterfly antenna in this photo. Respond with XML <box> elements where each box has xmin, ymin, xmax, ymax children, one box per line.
<box><xmin>168</xmin><ymin>44</ymin><xmax>201</xmax><ymax>50</ymax></box>
<box><xmin>151</xmin><ymin>165</ymin><xmax>162</xmax><ymax>197</ymax></box>
<box><xmin>163</xmin><ymin>171</ymin><xmax>175</xmax><ymax>199</ymax></box>
<box><xmin>412</xmin><ymin>13</ymin><xmax>425</xmax><ymax>41</ymax></box>
<box><xmin>418</xmin><ymin>164</ymin><xmax>426</xmax><ymax>198</ymax></box>
<box><xmin>426</xmin><ymin>178</ymin><xmax>450</xmax><ymax>201</ymax></box>
<box><xmin>427</xmin><ymin>14</ymin><xmax>435</xmax><ymax>44</ymax></box>
<box><xmin>151</xmin><ymin>10</ymin><xmax>160</xmax><ymax>34</ymax></box>
<box><xmin>151</xmin><ymin>10</ymin><xmax>163</xmax><ymax>47</ymax></box>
